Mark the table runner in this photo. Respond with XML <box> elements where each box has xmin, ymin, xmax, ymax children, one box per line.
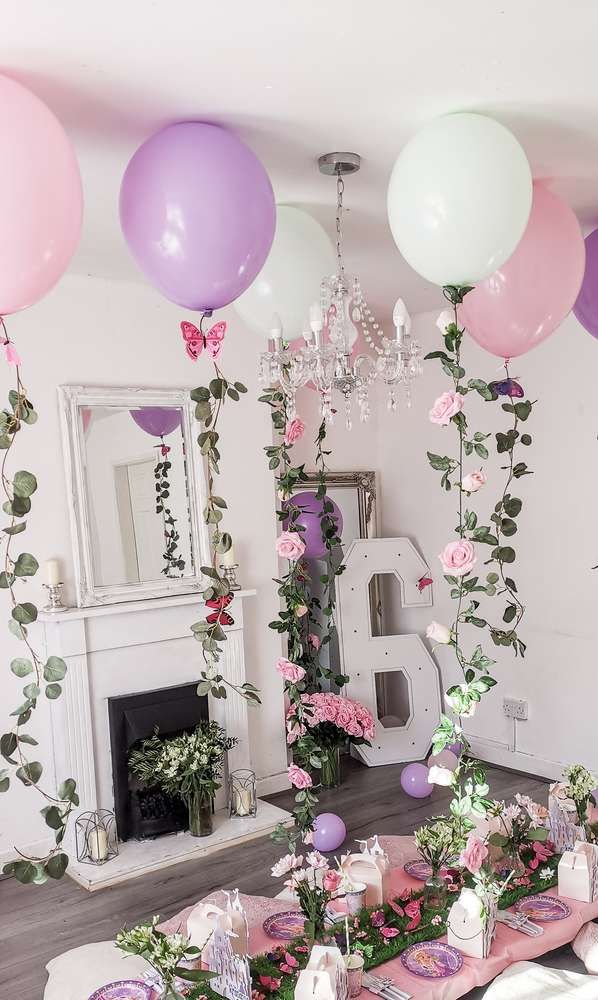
<box><xmin>161</xmin><ymin>835</ymin><xmax>598</xmax><ymax>999</ymax></box>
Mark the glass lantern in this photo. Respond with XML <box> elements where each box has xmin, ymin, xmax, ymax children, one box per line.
<box><xmin>75</xmin><ymin>809</ymin><xmax>118</xmax><ymax>865</ymax></box>
<box><xmin>229</xmin><ymin>769</ymin><xmax>257</xmax><ymax>818</ymax></box>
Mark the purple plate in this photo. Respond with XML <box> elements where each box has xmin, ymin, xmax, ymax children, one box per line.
<box><xmin>403</xmin><ymin>857</ymin><xmax>459</xmax><ymax>881</ymax></box>
<box><xmin>263</xmin><ymin>910</ymin><xmax>306</xmax><ymax>940</ymax></box>
<box><xmin>400</xmin><ymin>941</ymin><xmax>463</xmax><ymax>979</ymax></box>
<box><xmin>88</xmin><ymin>983</ymin><xmax>154</xmax><ymax>1000</ymax></box>
<box><xmin>515</xmin><ymin>894</ymin><xmax>572</xmax><ymax>922</ymax></box>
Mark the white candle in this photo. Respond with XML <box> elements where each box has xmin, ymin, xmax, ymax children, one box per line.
<box><xmin>219</xmin><ymin>544</ymin><xmax>236</xmax><ymax>568</ymax></box>
<box><xmin>44</xmin><ymin>559</ymin><xmax>61</xmax><ymax>587</ymax></box>
<box><xmin>88</xmin><ymin>825</ymin><xmax>109</xmax><ymax>862</ymax></box>
<box><xmin>234</xmin><ymin>786</ymin><xmax>252</xmax><ymax>816</ymax></box>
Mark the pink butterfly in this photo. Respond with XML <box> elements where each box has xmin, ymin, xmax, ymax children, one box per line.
<box><xmin>417</xmin><ymin>575</ymin><xmax>433</xmax><ymax>593</ymax></box>
<box><xmin>181</xmin><ymin>320</ymin><xmax>226</xmax><ymax>361</ymax></box>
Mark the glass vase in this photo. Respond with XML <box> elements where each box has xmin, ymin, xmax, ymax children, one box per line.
<box><xmin>187</xmin><ymin>791</ymin><xmax>213</xmax><ymax>837</ymax></box>
<box><xmin>423</xmin><ymin>871</ymin><xmax>447</xmax><ymax>910</ymax></box>
<box><xmin>320</xmin><ymin>746</ymin><xmax>341</xmax><ymax>789</ymax></box>
<box><xmin>493</xmin><ymin>845</ymin><xmax>526</xmax><ymax>880</ymax></box>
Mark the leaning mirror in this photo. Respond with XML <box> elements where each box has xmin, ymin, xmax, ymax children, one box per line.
<box><xmin>59</xmin><ymin>386</ymin><xmax>210</xmax><ymax>606</ymax></box>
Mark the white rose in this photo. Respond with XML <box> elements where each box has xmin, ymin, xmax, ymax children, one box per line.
<box><xmin>436</xmin><ymin>309</ymin><xmax>454</xmax><ymax>333</ymax></box>
<box><xmin>428</xmin><ymin>765</ymin><xmax>454</xmax><ymax>787</ymax></box>
<box><xmin>461</xmin><ymin>470</ymin><xmax>487</xmax><ymax>494</ymax></box>
<box><xmin>426</xmin><ymin>621</ymin><xmax>452</xmax><ymax>645</ymax></box>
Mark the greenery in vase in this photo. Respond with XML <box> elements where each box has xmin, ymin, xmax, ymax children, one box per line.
<box><xmin>487</xmin><ymin>796</ymin><xmax>549</xmax><ymax>858</ymax></box>
<box><xmin>0</xmin><ymin>327</ymin><xmax>77</xmax><ymax>884</ymax></box>
<box><xmin>116</xmin><ymin>916</ymin><xmax>215</xmax><ymax>1000</ymax></box>
<box><xmin>414</xmin><ymin>817</ymin><xmax>464</xmax><ymax>874</ymax></box>
<box><xmin>271</xmin><ymin>849</ymin><xmax>343</xmax><ymax>942</ymax></box>
<box><xmin>129</xmin><ymin>721</ymin><xmax>237</xmax><ymax>810</ymax></box>
<box><xmin>425</xmin><ymin>285</ymin><xmax>535</xmax><ymax>822</ymax></box>
<box><xmin>562</xmin><ymin>763</ymin><xmax>597</xmax><ymax>826</ymax></box>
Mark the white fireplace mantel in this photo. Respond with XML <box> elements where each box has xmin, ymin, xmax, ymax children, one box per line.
<box><xmin>35</xmin><ymin>590</ymin><xmax>291</xmax><ymax>889</ymax></box>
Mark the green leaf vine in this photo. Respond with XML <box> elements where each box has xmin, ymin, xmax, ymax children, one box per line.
<box><xmin>0</xmin><ymin>324</ymin><xmax>77</xmax><ymax>884</ymax></box>
<box><xmin>259</xmin><ymin>388</ymin><xmax>346</xmax><ymax>842</ymax></box>
<box><xmin>154</xmin><ymin>442</ymin><xmax>186</xmax><ymax>578</ymax></box>
<box><xmin>425</xmin><ymin>285</ymin><xmax>534</xmax><ymax>814</ymax></box>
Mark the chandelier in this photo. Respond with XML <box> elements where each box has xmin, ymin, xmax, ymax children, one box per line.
<box><xmin>258</xmin><ymin>153</ymin><xmax>423</xmax><ymax>430</ymax></box>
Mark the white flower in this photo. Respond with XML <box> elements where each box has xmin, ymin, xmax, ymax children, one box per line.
<box><xmin>271</xmin><ymin>852</ymin><xmax>303</xmax><ymax>878</ymax></box>
<box><xmin>426</xmin><ymin>621</ymin><xmax>452</xmax><ymax>645</ymax></box>
<box><xmin>428</xmin><ymin>765</ymin><xmax>454</xmax><ymax>787</ymax></box>
<box><xmin>503</xmin><ymin>803</ymin><xmax>521</xmax><ymax>825</ymax></box>
<box><xmin>539</xmin><ymin>867</ymin><xmax>553</xmax><ymax>880</ymax></box>
<box><xmin>436</xmin><ymin>309</ymin><xmax>454</xmax><ymax>333</ymax></box>
<box><xmin>305</xmin><ymin>850</ymin><xmax>328</xmax><ymax>870</ymax></box>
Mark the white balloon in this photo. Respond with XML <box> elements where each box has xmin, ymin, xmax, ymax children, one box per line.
<box><xmin>234</xmin><ymin>205</ymin><xmax>336</xmax><ymax>336</ymax></box>
<box><xmin>387</xmin><ymin>113</ymin><xmax>533</xmax><ymax>286</ymax></box>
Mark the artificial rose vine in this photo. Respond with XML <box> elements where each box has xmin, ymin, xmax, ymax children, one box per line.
<box><xmin>0</xmin><ymin>323</ymin><xmax>77</xmax><ymax>885</ymax></box>
<box><xmin>425</xmin><ymin>285</ymin><xmax>534</xmax><ymax>821</ymax></box>
<box><xmin>187</xmin><ymin>319</ymin><xmax>260</xmax><ymax>705</ymax></box>
<box><xmin>314</xmin><ymin>422</ymin><xmax>348</xmax><ymax>689</ymax></box>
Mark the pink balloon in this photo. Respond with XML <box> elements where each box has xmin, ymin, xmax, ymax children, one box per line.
<box><xmin>460</xmin><ymin>184</ymin><xmax>585</xmax><ymax>359</ymax></box>
<box><xmin>427</xmin><ymin>749</ymin><xmax>459</xmax><ymax>771</ymax></box>
<box><xmin>0</xmin><ymin>76</ymin><xmax>83</xmax><ymax>315</ymax></box>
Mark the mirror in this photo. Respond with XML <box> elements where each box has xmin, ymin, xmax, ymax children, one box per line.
<box><xmin>59</xmin><ymin>387</ymin><xmax>210</xmax><ymax>606</ymax></box>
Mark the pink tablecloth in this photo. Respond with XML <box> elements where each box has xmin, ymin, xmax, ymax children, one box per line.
<box><xmin>161</xmin><ymin>835</ymin><xmax>598</xmax><ymax>999</ymax></box>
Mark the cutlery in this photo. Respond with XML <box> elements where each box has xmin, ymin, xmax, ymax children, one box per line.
<box><xmin>497</xmin><ymin>909</ymin><xmax>543</xmax><ymax>936</ymax></box>
<box><xmin>364</xmin><ymin>972</ymin><xmax>411</xmax><ymax>1000</ymax></box>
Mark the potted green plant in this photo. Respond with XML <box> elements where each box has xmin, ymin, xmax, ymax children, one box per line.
<box><xmin>129</xmin><ymin>721</ymin><xmax>237</xmax><ymax>837</ymax></box>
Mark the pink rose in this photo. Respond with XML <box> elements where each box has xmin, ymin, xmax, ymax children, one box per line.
<box><xmin>459</xmin><ymin>832</ymin><xmax>488</xmax><ymax>874</ymax></box>
<box><xmin>429</xmin><ymin>391</ymin><xmax>465</xmax><ymax>426</ymax></box>
<box><xmin>461</xmin><ymin>469</ymin><xmax>487</xmax><ymax>493</ymax></box>
<box><xmin>323</xmin><ymin>869</ymin><xmax>342</xmax><ymax>892</ymax></box>
<box><xmin>295</xmin><ymin>604</ymin><xmax>308</xmax><ymax>618</ymax></box>
<box><xmin>284</xmin><ymin>418</ymin><xmax>305</xmax><ymax>446</ymax></box>
<box><xmin>276</xmin><ymin>657</ymin><xmax>306</xmax><ymax>684</ymax></box>
<box><xmin>286</xmin><ymin>720</ymin><xmax>306</xmax><ymax>745</ymax></box>
<box><xmin>276</xmin><ymin>531</ymin><xmax>306</xmax><ymax>562</ymax></box>
<box><xmin>288</xmin><ymin>764</ymin><xmax>312</xmax><ymax>789</ymax></box>
<box><xmin>370</xmin><ymin>909</ymin><xmax>385</xmax><ymax>928</ymax></box>
<box><xmin>439</xmin><ymin>538</ymin><xmax>476</xmax><ymax>577</ymax></box>
<box><xmin>308</xmin><ymin>633</ymin><xmax>321</xmax><ymax>651</ymax></box>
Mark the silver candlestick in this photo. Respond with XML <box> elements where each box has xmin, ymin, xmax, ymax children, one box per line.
<box><xmin>222</xmin><ymin>564</ymin><xmax>241</xmax><ymax>592</ymax></box>
<box><xmin>43</xmin><ymin>582</ymin><xmax>67</xmax><ymax>613</ymax></box>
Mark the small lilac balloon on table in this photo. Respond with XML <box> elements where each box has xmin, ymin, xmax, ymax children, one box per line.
<box><xmin>400</xmin><ymin>762</ymin><xmax>432</xmax><ymax>799</ymax></box>
<box><xmin>286</xmin><ymin>491</ymin><xmax>343</xmax><ymax>560</ymax></box>
<box><xmin>312</xmin><ymin>812</ymin><xmax>346</xmax><ymax>852</ymax></box>
<box><xmin>130</xmin><ymin>406</ymin><xmax>182</xmax><ymax>438</ymax></box>
<box><xmin>573</xmin><ymin>229</ymin><xmax>598</xmax><ymax>339</ymax></box>
<box><xmin>120</xmin><ymin>122</ymin><xmax>276</xmax><ymax>311</ymax></box>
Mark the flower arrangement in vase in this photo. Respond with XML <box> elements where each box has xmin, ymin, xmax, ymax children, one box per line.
<box><xmin>286</xmin><ymin>693</ymin><xmax>375</xmax><ymax>788</ymax></box>
<box><xmin>116</xmin><ymin>915</ymin><xmax>215</xmax><ymax>999</ymax></box>
<box><xmin>486</xmin><ymin>796</ymin><xmax>550</xmax><ymax>877</ymax></box>
<box><xmin>414</xmin><ymin>817</ymin><xmax>464</xmax><ymax>909</ymax></box>
<box><xmin>271</xmin><ymin>850</ymin><xmax>343</xmax><ymax>942</ymax></box>
<box><xmin>128</xmin><ymin>721</ymin><xmax>237</xmax><ymax>837</ymax></box>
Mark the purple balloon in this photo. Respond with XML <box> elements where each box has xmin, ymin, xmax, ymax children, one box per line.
<box><xmin>574</xmin><ymin>229</ymin><xmax>598</xmax><ymax>338</ymax></box>
<box><xmin>287</xmin><ymin>491</ymin><xmax>343</xmax><ymax>560</ymax></box>
<box><xmin>400</xmin><ymin>762</ymin><xmax>432</xmax><ymax>799</ymax></box>
<box><xmin>447</xmin><ymin>741</ymin><xmax>463</xmax><ymax>757</ymax></box>
<box><xmin>130</xmin><ymin>406</ymin><xmax>182</xmax><ymax>438</ymax></box>
<box><xmin>120</xmin><ymin>123</ymin><xmax>276</xmax><ymax>311</ymax></box>
<box><xmin>312</xmin><ymin>812</ymin><xmax>346</xmax><ymax>852</ymax></box>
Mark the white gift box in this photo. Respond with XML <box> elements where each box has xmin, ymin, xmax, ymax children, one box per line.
<box><xmin>549</xmin><ymin>783</ymin><xmax>586</xmax><ymax>853</ymax></box>
<box><xmin>341</xmin><ymin>836</ymin><xmax>391</xmax><ymax>907</ymax></box>
<box><xmin>447</xmin><ymin>887</ymin><xmax>497</xmax><ymax>960</ymax></box>
<box><xmin>558</xmin><ymin>841</ymin><xmax>598</xmax><ymax>903</ymax></box>
<box><xmin>294</xmin><ymin>946</ymin><xmax>348</xmax><ymax>1000</ymax></box>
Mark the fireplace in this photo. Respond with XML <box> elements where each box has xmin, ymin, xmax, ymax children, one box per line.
<box><xmin>108</xmin><ymin>682</ymin><xmax>209</xmax><ymax>841</ymax></box>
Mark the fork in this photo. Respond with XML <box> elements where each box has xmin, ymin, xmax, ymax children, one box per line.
<box><xmin>364</xmin><ymin>972</ymin><xmax>412</xmax><ymax>1000</ymax></box>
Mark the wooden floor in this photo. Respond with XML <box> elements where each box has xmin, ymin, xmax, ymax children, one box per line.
<box><xmin>0</xmin><ymin>760</ymin><xmax>584</xmax><ymax>1000</ymax></box>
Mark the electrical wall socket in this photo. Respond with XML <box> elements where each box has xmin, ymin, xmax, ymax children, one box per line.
<box><xmin>503</xmin><ymin>697</ymin><xmax>528</xmax><ymax>721</ymax></box>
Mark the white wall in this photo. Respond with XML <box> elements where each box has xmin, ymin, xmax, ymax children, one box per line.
<box><xmin>293</xmin><ymin>308</ymin><xmax>598</xmax><ymax>779</ymax></box>
<box><xmin>0</xmin><ymin>273</ymin><xmax>287</xmax><ymax>861</ymax></box>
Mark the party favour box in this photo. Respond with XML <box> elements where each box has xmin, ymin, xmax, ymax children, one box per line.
<box><xmin>558</xmin><ymin>841</ymin><xmax>598</xmax><ymax>903</ymax></box>
<box><xmin>549</xmin><ymin>783</ymin><xmax>586</xmax><ymax>853</ymax></box>
<box><xmin>187</xmin><ymin>892</ymin><xmax>249</xmax><ymax>963</ymax></box>
<box><xmin>341</xmin><ymin>835</ymin><xmax>391</xmax><ymax>907</ymax></box>
<box><xmin>447</xmin><ymin>887</ymin><xmax>497</xmax><ymax>960</ymax></box>
<box><xmin>294</xmin><ymin>946</ymin><xmax>348</xmax><ymax>1000</ymax></box>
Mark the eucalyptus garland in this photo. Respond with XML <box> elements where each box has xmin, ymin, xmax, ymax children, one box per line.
<box><xmin>425</xmin><ymin>285</ymin><xmax>534</xmax><ymax>818</ymax></box>
<box><xmin>260</xmin><ymin>389</ymin><xmax>346</xmax><ymax>841</ymax></box>
<box><xmin>0</xmin><ymin>325</ymin><xmax>77</xmax><ymax>884</ymax></box>
<box><xmin>154</xmin><ymin>440</ymin><xmax>185</xmax><ymax>578</ymax></box>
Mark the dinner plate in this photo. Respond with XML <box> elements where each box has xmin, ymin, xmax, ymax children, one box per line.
<box><xmin>400</xmin><ymin>940</ymin><xmax>463</xmax><ymax>979</ymax></box>
<box><xmin>88</xmin><ymin>982</ymin><xmax>154</xmax><ymax>1000</ymax></box>
<box><xmin>263</xmin><ymin>910</ymin><xmax>306</xmax><ymax>940</ymax></box>
<box><xmin>514</xmin><ymin>894</ymin><xmax>572</xmax><ymax>921</ymax></box>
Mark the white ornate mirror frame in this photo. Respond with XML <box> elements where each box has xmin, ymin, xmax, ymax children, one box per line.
<box><xmin>58</xmin><ymin>385</ymin><xmax>211</xmax><ymax>607</ymax></box>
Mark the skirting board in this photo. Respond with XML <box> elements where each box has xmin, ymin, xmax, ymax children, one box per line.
<box><xmin>468</xmin><ymin>734</ymin><xmax>565</xmax><ymax>781</ymax></box>
<box><xmin>257</xmin><ymin>770</ymin><xmax>289</xmax><ymax>797</ymax></box>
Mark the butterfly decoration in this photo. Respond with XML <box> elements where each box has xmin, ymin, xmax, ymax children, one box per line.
<box><xmin>488</xmin><ymin>377</ymin><xmax>524</xmax><ymax>398</ymax></box>
<box><xmin>205</xmin><ymin>593</ymin><xmax>234</xmax><ymax>626</ymax></box>
<box><xmin>2</xmin><ymin>337</ymin><xmax>20</xmax><ymax>367</ymax></box>
<box><xmin>181</xmin><ymin>320</ymin><xmax>226</xmax><ymax>361</ymax></box>
<box><xmin>417</xmin><ymin>575</ymin><xmax>433</xmax><ymax>593</ymax></box>
<box><xmin>156</xmin><ymin>442</ymin><xmax>171</xmax><ymax>458</ymax></box>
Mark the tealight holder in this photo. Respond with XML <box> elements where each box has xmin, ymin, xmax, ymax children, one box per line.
<box><xmin>75</xmin><ymin>809</ymin><xmax>118</xmax><ymax>865</ymax></box>
<box><xmin>222</xmin><ymin>564</ymin><xmax>241</xmax><ymax>591</ymax></box>
<box><xmin>229</xmin><ymin>769</ymin><xmax>257</xmax><ymax>817</ymax></box>
<box><xmin>43</xmin><ymin>582</ymin><xmax>67</xmax><ymax>613</ymax></box>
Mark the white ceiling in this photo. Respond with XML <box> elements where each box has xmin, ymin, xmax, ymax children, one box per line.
<box><xmin>6</xmin><ymin>0</ymin><xmax>598</xmax><ymax>319</ymax></box>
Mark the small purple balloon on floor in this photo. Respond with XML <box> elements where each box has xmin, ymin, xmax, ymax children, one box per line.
<box><xmin>400</xmin><ymin>762</ymin><xmax>432</xmax><ymax>798</ymax></box>
<box><xmin>312</xmin><ymin>812</ymin><xmax>346</xmax><ymax>852</ymax></box>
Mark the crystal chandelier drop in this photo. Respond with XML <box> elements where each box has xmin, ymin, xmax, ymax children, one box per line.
<box><xmin>258</xmin><ymin>152</ymin><xmax>423</xmax><ymax>429</ymax></box>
